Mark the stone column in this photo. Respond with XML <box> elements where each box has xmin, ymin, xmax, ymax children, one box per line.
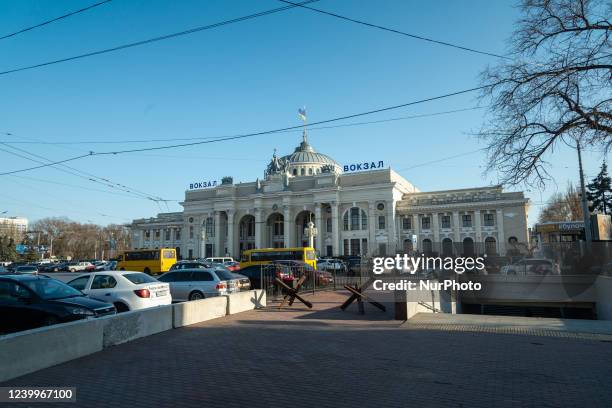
<box><xmin>412</xmin><ymin>214</ymin><xmax>420</xmax><ymax>251</ymax></box>
<box><xmin>283</xmin><ymin>206</ymin><xmax>292</xmax><ymax>248</ymax></box>
<box><xmin>368</xmin><ymin>202</ymin><xmax>376</xmax><ymax>255</ymax></box>
<box><xmin>227</xmin><ymin>210</ymin><xmax>235</xmax><ymax>257</ymax></box>
<box><xmin>214</xmin><ymin>211</ymin><xmax>221</xmax><ymax>256</ymax></box>
<box><xmin>453</xmin><ymin>211</ymin><xmax>461</xmax><ymax>243</ymax></box>
<box><xmin>331</xmin><ymin>202</ymin><xmax>340</xmax><ymax>256</ymax></box>
<box><xmin>387</xmin><ymin>201</ymin><xmax>397</xmax><ymax>254</ymax></box>
<box><xmin>496</xmin><ymin>208</ymin><xmax>506</xmax><ymax>255</ymax></box>
<box><xmin>314</xmin><ymin>203</ymin><xmax>323</xmax><ymax>253</ymax></box>
<box><xmin>254</xmin><ymin>208</ymin><xmax>263</xmax><ymax>249</ymax></box>
<box><xmin>431</xmin><ymin>212</ymin><xmax>439</xmax><ymax>245</ymax></box>
<box><xmin>474</xmin><ymin>210</ymin><xmax>482</xmax><ymax>253</ymax></box>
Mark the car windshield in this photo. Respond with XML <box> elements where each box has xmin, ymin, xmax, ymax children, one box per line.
<box><xmin>123</xmin><ymin>273</ymin><xmax>157</xmax><ymax>284</ymax></box>
<box><xmin>21</xmin><ymin>278</ymin><xmax>83</xmax><ymax>300</ymax></box>
<box><xmin>17</xmin><ymin>266</ymin><xmax>37</xmax><ymax>271</ymax></box>
<box><xmin>214</xmin><ymin>269</ymin><xmax>235</xmax><ymax>281</ymax></box>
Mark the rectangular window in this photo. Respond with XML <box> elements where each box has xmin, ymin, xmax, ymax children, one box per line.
<box><xmin>462</xmin><ymin>214</ymin><xmax>472</xmax><ymax>228</ymax></box>
<box><xmin>350</xmin><ymin>239</ymin><xmax>360</xmax><ymax>256</ymax></box>
<box><xmin>326</xmin><ymin>218</ymin><xmax>332</xmax><ymax>233</ymax></box>
<box><xmin>165</xmin><ymin>229</ymin><xmax>171</xmax><ymax>241</ymax></box>
<box><xmin>175</xmin><ymin>228</ymin><xmax>181</xmax><ymax>241</ymax></box>
<box><xmin>361</xmin><ymin>238</ymin><xmax>368</xmax><ymax>255</ymax></box>
<box><xmin>273</xmin><ymin>221</ymin><xmax>284</xmax><ymax>236</ymax></box>
<box><xmin>402</xmin><ymin>217</ymin><xmax>411</xmax><ymax>230</ymax></box>
<box><xmin>378</xmin><ymin>216</ymin><xmax>385</xmax><ymax>229</ymax></box>
<box><xmin>155</xmin><ymin>230</ymin><xmax>160</xmax><ymax>239</ymax></box>
<box><xmin>343</xmin><ymin>239</ymin><xmax>349</xmax><ymax>256</ymax></box>
<box><xmin>484</xmin><ymin>213</ymin><xmax>495</xmax><ymax>227</ymax></box>
<box><xmin>441</xmin><ymin>215</ymin><xmax>451</xmax><ymax>229</ymax></box>
<box><xmin>205</xmin><ymin>218</ymin><xmax>214</xmax><ymax>236</ymax></box>
<box><xmin>189</xmin><ymin>226</ymin><xmax>194</xmax><ymax>239</ymax></box>
<box><xmin>188</xmin><ymin>249</ymin><xmax>193</xmax><ymax>260</ymax></box>
<box><xmin>144</xmin><ymin>230</ymin><xmax>150</xmax><ymax>239</ymax></box>
<box><xmin>378</xmin><ymin>243</ymin><xmax>386</xmax><ymax>256</ymax></box>
<box><xmin>350</xmin><ymin>208</ymin><xmax>360</xmax><ymax>231</ymax></box>
<box><xmin>421</xmin><ymin>217</ymin><xmax>431</xmax><ymax>230</ymax></box>
<box><xmin>326</xmin><ymin>245</ymin><xmax>333</xmax><ymax>257</ymax></box>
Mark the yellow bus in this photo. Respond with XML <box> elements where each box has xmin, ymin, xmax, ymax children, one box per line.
<box><xmin>117</xmin><ymin>248</ymin><xmax>177</xmax><ymax>274</ymax></box>
<box><xmin>240</xmin><ymin>247</ymin><xmax>317</xmax><ymax>269</ymax></box>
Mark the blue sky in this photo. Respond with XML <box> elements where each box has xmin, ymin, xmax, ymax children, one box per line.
<box><xmin>0</xmin><ymin>0</ymin><xmax>608</xmax><ymax>227</ymax></box>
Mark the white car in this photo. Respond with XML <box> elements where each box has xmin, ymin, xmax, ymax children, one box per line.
<box><xmin>68</xmin><ymin>261</ymin><xmax>93</xmax><ymax>272</ymax></box>
<box><xmin>204</xmin><ymin>257</ymin><xmax>235</xmax><ymax>264</ymax></box>
<box><xmin>66</xmin><ymin>271</ymin><xmax>171</xmax><ymax>312</ymax></box>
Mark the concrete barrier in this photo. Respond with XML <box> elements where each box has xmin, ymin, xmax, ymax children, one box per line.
<box><xmin>596</xmin><ymin>275</ymin><xmax>612</xmax><ymax>320</ymax></box>
<box><xmin>99</xmin><ymin>305</ymin><xmax>173</xmax><ymax>348</ymax></box>
<box><xmin>226</xmin><ymin>290</ymin><xmax>266</xmax><ymax>315</ymax></box>
<box><xmin>0</xmin><ymin>318</ymin><xmax>103</xmax><ymax>383</ymax></box>
<box><xmin>173</xmin><ymin>296</ymin><xmax>228</xmax><ymax>328</ymax></box>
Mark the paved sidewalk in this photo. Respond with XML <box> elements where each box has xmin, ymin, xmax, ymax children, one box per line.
<box><xmin>2</xmin><ymin>291</ymin><xmax>612</xmax><ymax>408</ymax></box>
<box><xmin>404</xmin><ymin>312</ymin><xmax>612</xmax><ymax>340</ymax></box>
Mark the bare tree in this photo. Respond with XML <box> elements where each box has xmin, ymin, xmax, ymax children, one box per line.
<box><xmin>479</xmin><ymin>0</ymin><xmax>611</xmax><ymax>187</ymax></box>
<box><xmin>539</xmin><ymin>182</ymin><xmax>584</xmax><ymax>221</ymax></box>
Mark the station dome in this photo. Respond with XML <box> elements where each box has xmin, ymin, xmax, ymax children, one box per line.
<box><xmin>280</xmin><ymin>132</ymin><xmax>342</xmax><ymax>177</ymax></box>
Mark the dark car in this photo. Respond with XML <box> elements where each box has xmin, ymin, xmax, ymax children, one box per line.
<box><xmin>39</xmin><ymin>262</ymin><xmax>69</xmax><ymax>273</ymax></box>
<box><xmin>271</xmin><ymin>260</ymin><xmax>333</xmax><ymax>286</ymax></box>
<box><xmin>0</xmin><ymin>275</ymin><xmax>116</xmax><ymax>334</ymax></box>
<box><xmin>237</xmin><ymin>264</ymin><xmax>294</xmax><ymax>290</ymax></box>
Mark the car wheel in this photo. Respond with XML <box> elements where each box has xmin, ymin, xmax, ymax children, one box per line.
<box><xmin>42</xmin><ymin>316</ymin><xmax>60</xmax><ymax>326</ymax></box>
<box><xmin>114</xmin><ymin>302</ymin><xmax>129</xmax><ymax>313</ymax></box>
<box><xmin>70</xmin><ymin>268</ymin><xmax>76</xmax><ymax>272</ymax></box>
<box><xmin>189</xmin><ymin>291</ymin><xmax>205</xmax><ymax>301</ymax></box>
<box><xmin>53</xmin><ymin>267</ymin><xmax>58</xmax><ymax>272</ymax></box>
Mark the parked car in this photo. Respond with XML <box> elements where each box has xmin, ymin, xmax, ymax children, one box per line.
<box><xmin>93</xmin><ymin>261</ymin><xmax>108</xmax><ymax>271</ymax></box>
<box><xmin>68</xmin><ymin>261</ymin><xmax>94</xmax><ymax>273</ymax></box>
<box><xmin>39</xmin><ymin>262</ymin><xmax>68</xmax><ymax>273</ymax></box>
<box><xmin>170</xmin><ymin>260</ymin><xmax>212</xmax><ymax>271</ymax></box>
<box><xmin>317</xmin><ymin>258</ymin><xmax>347</xmax><ymax>273</ymax></box>
<box><xmin>231</xmin><ymin>273</ymin><xmax>251</xmax><ymax>291</ymax></box>
<box><xmin>66</xmin><ymin>271</ymin><xmax>171</xmax><ymax>312</ymax></box>
<box><xmin>6</xmin><ymin>262</ymin><xmax>27</xmax><ymax>273</ymax></box>
<box><xmin>500</xmin><ymin>258</ymin><xmax>560</xmax><ymax>275</ymax></box>
<box><xmin>237</xmin><ymin>263</ymin><xmax>295</xmax><ymax>290</ymax></box>
<box><xmin>205</xmin><ymin>257</ymin><xmax>235</xmax><ymax>264</ymax></box>
<box><xmin>0</xmin><ymin>275</ymin><xmax>116</xmax><ymax>334</ymax></box>
<box><xmin>224</xmin><ymin>261</ymin><xmax>241</xmax><ymax>272</ymax></box>
<box><xmin>272</xmin><ymin>260</ymin><xmax>334</xmax><ymax>286</ymax></box>
<box><xmin>15</xmin><ymin>265</ymin><xmax>39</xmax><ymax>275</ymax></box>
<box><xmin>156</xmin><ymin>268</ymin><xmax>239</xmax><ymax>301</ymax></box>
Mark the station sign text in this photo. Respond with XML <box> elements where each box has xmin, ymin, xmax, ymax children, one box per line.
<box><xmin>343</xmin><ymin>160</ymin><xmax>384</xmax><ymax>172</ymax></box>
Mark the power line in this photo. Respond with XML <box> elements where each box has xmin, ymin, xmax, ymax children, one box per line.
<box><xmin>0</xmin><ymin>107</ymin><xmax>483</xmax><ymax>145</ymax></box>
<box><xmin>0</xmin><ymin>0</ymin><xmax>319</xmax><ymax>76</ymax></box>
<box><xmin>278</xmin><ymin>0</ymin><xmax>510</xmax><ymax>60</ymax></box>
<box><xmin>0</xmin><ymin>142</ymin><xmax>177</xmax><ymax>203</ymax></box>
<box><xmin>0</xmin><ymin>0</ymin><xmax>112</xmax><ymax>41</ymax></box>
<box><xmin>0</xmin><ymin>85</ymin><xmax>487</xmax><ymax>176</ymax></box>
<box><xmin>395</xmin><ymin>149</ymin><xmax>485</xmax><ymax>172</ymax></box>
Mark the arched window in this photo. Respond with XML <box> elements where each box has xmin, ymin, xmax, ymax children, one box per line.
<box><xmin>300</xmin><ymin>168</ymin><xmax>305</xmax><ymax>176</ymax></box>
<box><xmin>422</xmin><ymin>238</ymin><xmax>433</xmax><ymax>254</ymax></box>
<box><xmin>463</xmin><ymin>237</ymin><xmax>474</xmax><ymax>256</ymax></box>
<box><xmin>308</xmin><ymin>168</ymin><xmax>313</xmax><ymax>175</ymax></box>
<box><xmin>442</xmin><ymin>238</ymin><xmax>453</xmax><ymax>256</ymax></box>
<box><xmin>293</xmin><ymin>168</ymin><xmax>297</xmax><ymax>176</ymax></box>
<box><xmin>508</xmin><ymin>236</ymin><xmax>518</xmax><ymax>244</ymax></box>
<box><xmin>403</xmin><ymin>239</ymin><xmax>413</xmax><ymax>253</ymax></box>
<box><xmin>343</xmin><ymin>207</ymin><xmax>368</xmax><ymax>231</ymax></box>
<box><xmin>485</xmin><ymin>237</ymin><xmax>497</xmax><ymax>255</ymax></box>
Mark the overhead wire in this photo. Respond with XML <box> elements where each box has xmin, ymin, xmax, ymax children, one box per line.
<box><xmin>0</xmin><ymin>0</ymin><xmax>319</xmax><ymax>76</ymax></box>
<box><xmin>0</xmin><ymin>0</ymin><xmax>112</xmax><ymax>41</ymax></box>
<box><xmin>0</xmin><ymin>86</ymin><xmax>487</xmax><ymax>175</ymax></box>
